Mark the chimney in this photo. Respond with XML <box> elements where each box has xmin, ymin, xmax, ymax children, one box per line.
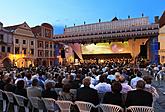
<box><xmin>154</xmin><ymin>16</ymin><xmax>159</xmax><ymax>23</ymax></box>
<box><xmin>0</xmin><ymin>22</ymin><xmax>3</xmax><ymax>30</ymax></box>
<box><xmin>99</xmin><ymin>19</ymin><xmax>101</xmax><ymax>23</ymax></box>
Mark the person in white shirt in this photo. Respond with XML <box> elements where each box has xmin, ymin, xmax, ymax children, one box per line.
<box><xmin>130</xmin><ymin>71</ymin><xmax>143</xmax><ymax>89</ymax></box>
<box><xmin>119</xmin><ymin>75</ymin><xmax>132</xmax><ymax>93</ymax></box>
<box><xmin>80</xmin><ymin>76</ymin><xmax>96</xmax><ymax>89</ymax></box>
<box><xmin>143</xmin><ymin>75</ymin><xmax>159</xmax><ymax>107</ymax></box>
<box><xmin>95</xmin><ymin>74</ymin><xmax>111</xmax><ymax>94</ymax></box>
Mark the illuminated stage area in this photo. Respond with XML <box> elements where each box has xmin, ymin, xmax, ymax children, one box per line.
<box><xmin>81</xmin><ymin>42</ymin><xmax>131</xmax><ymax>54</ymax></box>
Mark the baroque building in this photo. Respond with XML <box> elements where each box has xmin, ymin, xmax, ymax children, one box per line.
<box><xmin>5</xmin><ymin>22</ymin><xmax>36</xmax><ymax>68</ymax></box>
<box><xmin>31</xmin><ymin>23</ymin><xmax>55</xmax><ymax>66</ymax></box>
<box><xmin>0</xmin><ymin>22</ymin><xmax>13</xmax><ymax>68</ymax></box>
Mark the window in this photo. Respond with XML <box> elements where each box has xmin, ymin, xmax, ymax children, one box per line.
<box><xmin>39</xmin><ymin>42</ymin><xmax>43</xmax><ymax>48</ymax></box>
<box><xmin>30</xmin><ymin>49</ymin><xmax>34</xmax><ymax>55</ymax></box>
<box><xmin>1</xmin><ymin>46</ymin><xmax>5</xmax><ymax>52</ymax></box>
<box><xmin>23</xmin><ymin>40</ymin><xmax>26</xmax><ymax>44</ymax></box>
<box><xmin>15</xmin><ymin>47</ymin><xmax>19</xmax><ymax>54</ymax></box>
<box><xmin>45</xmin><ymin>50</ymin><xmax>49</xmax><ymax>57</ymax></box>
<box><xmin>7</xmin><ymin>47</ymin><xmax>10</xmax><ymax>53</ymax></box>
<box><xmin>45</xmin><ymin>42</ymin><xmax>49</xmax><ymax>49</ymax></box>
<box><xmin>22</xmin><ymin>48</ymin><xmax>26</xmax><ymax>54</ymax></box>
<box><xmin>31</xmin><ymin>41</ymin><xmax>34</xmax><ymax>45</ymax></box>
<box><xmin>15</xmin><ymin>39</ymin><xmax>19</xmax><ymax>44</ymax></box>
<box><xmin>50</xmin><ymin>44</ymin><xmax>52</xmax><ymax>48</ymax></box>
<box><xmin>50</xmin><ymin>51</ymin><xmax>52</xmax><ymax>57</ymax></box>
<box><xmin>38</xmin><ymin>50</ymin><xmax>43</xmax><ymax>57</ymax></box>
<box><xmin>0</xmin><ymin>34</ymin><xmax>3</xmax><ymax>41</ymax></box>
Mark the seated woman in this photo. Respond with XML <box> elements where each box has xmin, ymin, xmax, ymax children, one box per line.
<box><xmin>42</xmin><ymin>82</ymin><xmax>58</xmax><ymax>100</ymax></box>
<box><xmin>42</xmin><ymin>82</ymin><xmax>59</xmax><ymax>111</ymax></box>
<box><xmin>58</xmin><ymin>83</ymin><xmax>74</xmax><ymax>101</ymax></box>
<box><xmin>102</xmin><ymin>81</ymin><xmax>124</xmax><ymax>108</ymax></box>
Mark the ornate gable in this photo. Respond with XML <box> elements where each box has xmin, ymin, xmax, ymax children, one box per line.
<box><xmin>14</xmin><ymin>22</ymin><xmax>35</xmax><ymax>38</ymax></box>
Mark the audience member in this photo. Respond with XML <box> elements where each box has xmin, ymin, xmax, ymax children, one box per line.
<box><xmin>119</xmin><ymin>75</ymin><xmax>132</xmax><ymax>94</ymax></box>
<box><xmin>15</xmin><ymin>80</ymin><xmax>27</xmax><ymax>97</ymax></box>
<box><xmin>125</xmin><ymin>80</ymin><xmax>153</xmax><ymax>107</ymax></box>
<box><xmin>59</xmin><ymin>83</ymin><xmax>74</xmax><ymax>101</ymax></box>
<box><xmin>42</xmin><ymin>82</ymin><xmax>58</xmax><ymax>100</ymax></box>
<box><xmin>103</xmin><ymin>82</ymin><xmax>124</xmax><ymax>108</ymax></box>
<box><xmin>130</xmin><ymin>71</ymin><xmax>143</xmax><ymax>89</ymax></box>
<box><xmin>27</xmin><ymin>78</ymin><xmax>42</xmax><ymax>97</ymax></box>
<box><xmin>76</xmin><ymin>77</ymin><xmax>99</xmax><ymax>106</ymax></box>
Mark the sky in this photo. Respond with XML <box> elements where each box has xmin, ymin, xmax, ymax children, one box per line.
<box><xmin>0</xmin><ymin>0</ymin><xmax>164</xmax><ymax>34</ymax></box>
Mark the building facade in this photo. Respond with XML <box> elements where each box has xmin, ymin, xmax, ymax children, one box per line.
<box><xmin>54</xmin><ymin>17</ymin><xmax>159</xmax><ymax>64</ymax></box>
<box><xmin>5</xmin><ymin>22</ymin><xmax>36</xmax><ymax>68</ymax></box>
<box><xmin>0</xmin><ymin>22</ymin><xmax>13</xmax><ymax>68</ymax></box>
<box><xmin>32</xmin><ymin>23</ymin><xmax>55</xmax><ymax>66</ymax></box>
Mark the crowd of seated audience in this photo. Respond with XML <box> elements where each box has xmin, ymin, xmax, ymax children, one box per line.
<box><xmin>0</xmin><ymin>60</ymin><xmax>162</xmax><ymax>112</ymax></box>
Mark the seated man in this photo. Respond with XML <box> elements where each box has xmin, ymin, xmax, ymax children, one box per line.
<box><xmin>125</xmin><ymin>80</ymin><xmax>153</xmax><ymax>107</ymax></box>
<box><xmin>76</xmin><ymin>77</ymin><xmax>99</xmax><ymax>106</ymax></box>
<box><xmin>27</xmin><ymin>78</ymin><xmax>42</xmax><ymax>98</ymax></box>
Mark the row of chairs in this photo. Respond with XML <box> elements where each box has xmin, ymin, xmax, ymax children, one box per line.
<box><xmin>42</xmin><ymin>98</ymin><xmax>155</xmax><ymax>112</ymax></box>
<box><xmin>0</xmin><ymin>89</ymin><xmax>154</xmax><ymax>112</ymax></box>
<box><xmin>0</xmin><ymin>89</ymin><xmax>29</xmax><ymax>112</ymax></box>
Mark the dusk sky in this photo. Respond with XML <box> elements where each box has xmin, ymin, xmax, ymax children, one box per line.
<box><xmin>0</xmin><ymin>0</ymin><xmax>164</xmax><ymax>34</ymax></box>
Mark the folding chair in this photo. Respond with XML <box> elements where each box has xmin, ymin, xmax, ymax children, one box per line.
<box><xmin>42</xmin><ymin>98</ymin><xmax>59</xmax><ymax>112</ymax></box>
<box><xmin>126</xmin><ymin>106</ymin><xmax>154</xmax><ymax>112</ymax></box>
<box><xmin>75</xmin><ymin>101</ymin><xmax>96</xmax><ymax>112</ymax></box>
<box><xmin>98</xmin><ymin>104</ymin><xmax>123</xmax><ymax>112</ymax></box>
<box><xmin>4</xmin><ymin>91</ymin><xmax>16</xmax><ymax>112</ymax></box>
<box><xmin>56</xmin><ymin>100</ymin><xmax>73</xmax><ymax>112</ymax></box>
<box><xmin>0</xmin><ymin>89</ymin><xmax>7</xmax><ymax>112</ymax></box>
<box><xmin>28</xmin><ymin>97</ymin><xmax>44</xmax><ymax>112</ymax></box>
<box><xmin>14</xmin><ymin>94</ymin><xmax>29</xmax><ymax>112</ymax></box>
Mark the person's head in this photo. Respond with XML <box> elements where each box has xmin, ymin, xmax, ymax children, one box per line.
<box><xmin>76</xmin><ymin>74</ymin><xmax>81</xmax><ymax>80</ymax></box>
<box><xmin>26</xmin><ymin>73</ymin><xmax>32</xmax><ymax>80</ymax></box>
<box><xmin>136</xmin><ymin>80</ymin><xmax>145</xmax><ymax>89</ymax></box>
<box><xmin>83</xmin><ymin>77</ymin><xmax>91</xmax><ymax>87</ymax></box>
<box><xmin>111</xmin><ymin>82</ymin><xmax>122</xmax><ymax>93</ymax></box>
<box><xmin>16</xmin><ymin>80</ymin><xmax>25</xmax><ymax>89</ymax></box>
<box><xmin>68</xmin><ymin>75</ymin><xmax>74</xmax><ymax>81</ymax></box>
<box><xmin>99</xmin><ymin>75</ymin><xmax>106</xmax><ymax>83</ymax></box>
<box><xmin>143</xmin><ymin>75</ymin><xmax>153</xmax><ymax>84</ymax></box>
<box><xmin>5</xmin><ymin>77</ymin><xmax>13</xmax><ymax>84</ymax></box>
<box><xmin>45</xmin><ymin>82</ymin><xmax>53</xmax><ymax>90</ymax></box>
<box><xmin>115</xmin><ymin>72</ymin><xmax>121</xmax><ymax>81</ymax></box>
<box><xmin>136</xmin><ymin>71</ymin><xmax>142</xmax><ymax>77</ymax></box>
<box><xmin>119</xmin><ymin>75</ymin><xmax>125</xmax><ymax>83</ymax></box>
<box><xmin>32</xmin><ymin>78</ymin><xmax>39</xmax><ymax>87</ymax></box>
<box><xmin>63</xmin><ymin>83</ymin><xmax>71</xmax><ymax>93</ymax></box>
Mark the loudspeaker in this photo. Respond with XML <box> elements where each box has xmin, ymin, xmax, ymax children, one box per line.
<box><xmin>158</xmin><ymin>42</ymin><xmax>160</xmax><ymax>50</ymax></box>
<box><xmin>140</xmin><ymin>45</ymin><xmax>147</xmax><ymax>58</ymax></box>
<box><xmin>61</xmin><ymin>49</ymin><xmax>65</xmax><ymax>58</ymax></box>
